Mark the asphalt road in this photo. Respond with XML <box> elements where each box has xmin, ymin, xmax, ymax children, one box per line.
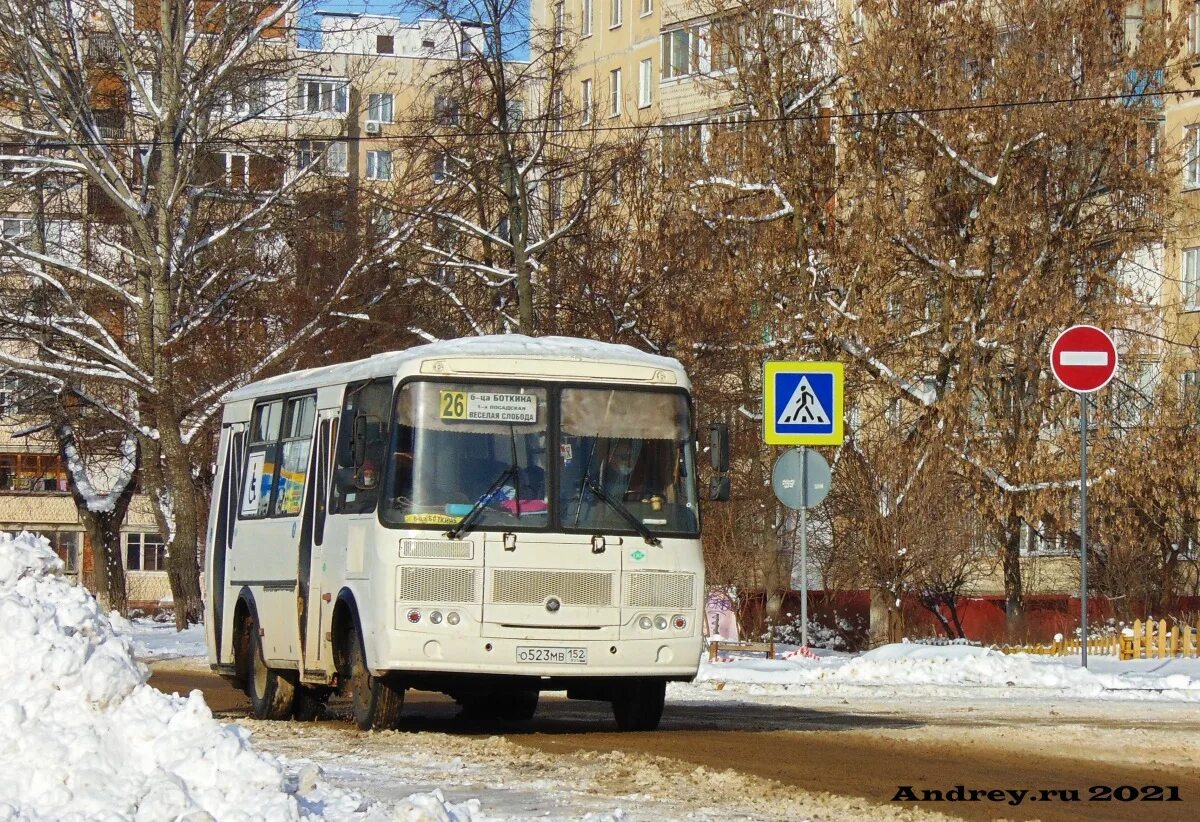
<box><xmin>150</xmin><ymin>667</ymin><xmax>1200</xmax><ymax>821</ymax></box>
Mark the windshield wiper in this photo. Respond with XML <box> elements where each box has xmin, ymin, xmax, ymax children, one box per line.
<box><xmin>446</xmin><ymin>464</ymin><xmax>518</xmax><ymax>540</ymax></box>
<box><xmin>584</xmin><ymin>477</ymin><xmax>662</xmax><ymax>546</ymax></box>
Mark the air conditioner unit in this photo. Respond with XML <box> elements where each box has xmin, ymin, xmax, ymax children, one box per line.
<box><xmin>365</xmin><ymin>121</ymin><xmax>382</xmax><ymax>135</ymax></box>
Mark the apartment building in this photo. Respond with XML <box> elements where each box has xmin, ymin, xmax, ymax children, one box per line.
<box><xmin>0</xmin><ymin>7</ymin><xmax>478</xmax><ymax>606</ymax></box>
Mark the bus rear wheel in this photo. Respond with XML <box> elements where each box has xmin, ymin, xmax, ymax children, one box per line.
<box><xmin>344</xmin><ymin>625</ymin><xmax>404</xmax><ymax>731</ymax></box>
<box><xmin>611</xmin><ymin>679</ymin><xmax>665</xmax><ymax>731</ymax></box>
<box><xmin>245</xmin><ymin>617</ymin><xmax>295</xmax><ymax>720</ymax></box>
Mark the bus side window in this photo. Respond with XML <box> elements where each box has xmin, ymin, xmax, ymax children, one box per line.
<box><xmin>332</xmin><ymin>378</ymin><xmax>393</xmax><ymax>515</ymax></box>
<box><xmin>240</xmin><ymin>400</ymin><xmax>282</xmax><ymax>518</ymax></box>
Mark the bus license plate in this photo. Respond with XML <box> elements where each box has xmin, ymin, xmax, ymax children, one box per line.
<box><xmin>516</xmin><ymin>646</ymin><xmax>587</xmax><ymax>664</ymax></box>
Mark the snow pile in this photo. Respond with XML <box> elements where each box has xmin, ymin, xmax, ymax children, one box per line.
<box><xmin>0</xmin><ymin>531</ymin><xmax>481</xmax><ymax>821</ymax></box>
<box><xmin>694</xmin><ymin>641</ymin><xmax>1200</xmax><ymax>699</ymax></box>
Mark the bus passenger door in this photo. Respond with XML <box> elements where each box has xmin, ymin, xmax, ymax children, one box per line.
<box><xmin>211</xmin><ymin>424</ymin><xmax>244</xmax><ymax>663</ymax></box>
<box><xmin>301</xmin><ymin>412</ymin><xmax>337</xmax><ymax>673</ymax></box>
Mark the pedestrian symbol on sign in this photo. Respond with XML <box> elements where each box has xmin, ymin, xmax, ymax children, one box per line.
<box><xmin>778</xmin><ymin>376</ymin><xmax>831</xmax><ymax>426</ymax></box>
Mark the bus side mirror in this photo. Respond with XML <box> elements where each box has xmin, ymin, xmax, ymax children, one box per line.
<box><xmin>708</xmin><ymin>475</ymin><xmax>731</xmax><ymax>502</ymax></box>
<box><xmin>708</xmin><ymin>423</ymin><xmax>729</xmax><ymax>473</ymax></box>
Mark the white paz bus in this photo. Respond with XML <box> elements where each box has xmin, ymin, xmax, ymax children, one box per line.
<box><xmin>204</xmin><ymin>335</ymin><xmax>730</xmax><ymax>731</ymax></box>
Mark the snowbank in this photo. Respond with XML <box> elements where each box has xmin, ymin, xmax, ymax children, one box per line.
<box><xmin>694</xmin><ymin>640</ymin><xmax>1200</xmax><ymax>699</ymax></box>
<box><xmin>0</xmin><ymin>531</ymin><xmax>481</xmax><ymax>821</ymax></box>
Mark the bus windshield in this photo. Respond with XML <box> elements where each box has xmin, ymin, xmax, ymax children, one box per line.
<box><xmin>381</xmin><ymin>382</ymin><xmax>550</xmax><ymax>529</ymax></box>
<box><xmin>379</xmin><ymin>382</ymin><xmax>698</xmax><ymax>536</ymax></box>
<box><xmin>558</xmin><ymin>388</ymin><xmax>698</xmax><ymax>537</ymax></box>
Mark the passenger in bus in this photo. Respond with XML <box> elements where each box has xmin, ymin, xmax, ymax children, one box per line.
<box><xmin>600</xmin><ymin>439</ymin><xmax>640</xmax><ymax>501</ymax></box>
<box><xmin>392</xmin><ymin>449</ymin><xmax>415</xmax><ymax>506</ymax></box>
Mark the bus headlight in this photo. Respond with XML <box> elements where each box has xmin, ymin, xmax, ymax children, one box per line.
<box><xmin>430</xmin><ymin>611</ymin><xmax>443</xmax><ymax>625</ymax></box>
<box><xmin>654</xmin><ymin>615</ymin><xmax>668</xmax><ymax>631</ymax></box>
<box><xmin>638</xmin><ymin>615</ymin><xmax>653</xmax><ymax>630</ymax></box>
<box><xmin>447</xmin><ymin>611</ymin><xmax>461</xmax><ymax>625</ymax></box>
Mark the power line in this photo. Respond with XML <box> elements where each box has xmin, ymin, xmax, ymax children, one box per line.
<box><xmin>0</xmin><ymin>83</ymin><xmax>1185</xmax><ymax>152</ymax></box>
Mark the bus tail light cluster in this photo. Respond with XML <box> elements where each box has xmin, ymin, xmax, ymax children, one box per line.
<box><xmin>637</xmin><ymin>614</ymin><xmax>688</xmax><ymax>632</ymax></box>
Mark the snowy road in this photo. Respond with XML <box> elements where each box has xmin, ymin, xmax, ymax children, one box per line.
<box><xmin>151</xmin><ymin>664</ymin><xmax>1200</xmax><ymax>821</ymax></box>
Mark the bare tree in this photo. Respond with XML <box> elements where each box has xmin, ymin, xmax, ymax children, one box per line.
<box><xmin>0</xmin><ymin>1</ymin><xmax>416</xmax><ymax>626</ymax></box>
<box><xmin>394</xmin><ymin>0</ymin><xmax>646</xmax><ymax>337</ymax></box>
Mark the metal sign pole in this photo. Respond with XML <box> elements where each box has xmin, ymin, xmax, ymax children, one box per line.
<box><xmin>800</xmin><ymin>446</ymin><xmax>809</xmax><ymax>648</ymax></box>
<box><xmin>1080</xmin><ymin>393</ymin><xmax>1089</xmax><ymax>668</ymax></box>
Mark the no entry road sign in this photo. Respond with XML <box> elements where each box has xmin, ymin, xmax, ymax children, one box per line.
<box><xmin>1051</xmin><ymin>325</ymin><xmax>1117</xmax><ymax>394</ymax></box>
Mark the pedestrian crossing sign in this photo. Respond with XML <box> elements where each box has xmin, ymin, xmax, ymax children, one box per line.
<box><xmin>763</xmin><ymin>361</ymin><xmax>844</xmax><ymax>445</ymax></box>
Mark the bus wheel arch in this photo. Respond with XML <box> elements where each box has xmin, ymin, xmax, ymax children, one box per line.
<box><xmin>234</xmin><ymin>589</ymin><xmax>296</xmax><ymax>720</ymax></box>
<box><xmin>231</xmin><ymin>590</ymin><xmax>255</xmax><ymax>688</ymax></box>
<box><xmin>330</xmin><ymin>590</ymin><xmax>404</xmax><ymax>730</ymax></box>
<box><xmin>330</xmin><ymin>589</ymin><xmax>360</xmax><ymax>679</ymax></box>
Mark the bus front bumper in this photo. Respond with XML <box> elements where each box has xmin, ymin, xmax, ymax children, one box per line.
<box><xmin>371</xmin><ymin>632</ymin><xmax>701</xmax><ymax>680</ymax></box>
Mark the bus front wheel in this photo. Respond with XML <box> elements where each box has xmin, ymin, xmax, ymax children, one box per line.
<box><xmin>611</xmin><ymin>679</ymin><xmax>665</xmax><ymax>731</ymax></box>
<box><xmin>344</xmin><ymin>625</ymin><xmax>404</xmax><ymax>731</ymax></box>
<box><xmin>245</xmin><ymin>616</ymin><xmax>295</xmax><ymax>720</ymax></box>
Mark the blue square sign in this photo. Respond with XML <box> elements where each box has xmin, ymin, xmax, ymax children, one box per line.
<box><xmin>763</xmin><ymin>362</ymin><xmax>844</xmax><ymax>445</ymax></box>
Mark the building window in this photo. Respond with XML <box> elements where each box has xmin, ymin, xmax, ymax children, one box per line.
<box><xmin>368</xmin><ymin>92</ymin><xmax>394</xmax><ymax>124</ymax></box>
<box><xmin>1186</xmin><ymin>248</ymin><xmax>1200</xmax><ymax>310</ymax></box>
<box><xmin>641</xmin><ymin>0</ymin><xmax>652</xmax><ymax>15</ymax></box>
<box><xmin>45</xmin><ymin>531</ymin><xmax>81</xmax><ymax>572</ymax></box>
<box><xmin>434</xmin><ymin>94</ymin><xmax>461</xmax><ymax>127</ymax></box>
<box><xmin>433</xmin><ymin>153</ymin><xmax>448</xmax><ymax>183</ymax></box>
<box><xmin>551</xmin><ymin>88</ymin><xmax>564</xmax><ymax>133</ymax></box>
<box><xmin>222</xmin><ymin>152</ymin><xmax>249</xmax><ymax>189</ymax></box>
<box><xmin>609</xmin><ymin>68</ymin><xmax>621</xmax><ymax>117</ymax></box>
<box><xmin>610</xmin><ymin>0</ymin><xmax>622</xmax><ymax>27</ymax></box>
<box><xmin>0</xmin><ymin>375</ymin><xmax>21</xmax><ymax>417</ymax></box>
<box><xmin>1</xmin><ymin>217</ymin><xmax>32</xmax><ymax>242</ymax></box>
<box><xmin>582</xmin><ymin>0</ymin><xmax>592</xmax><ymax>36</ymax></box>
<box><xmin>638</xmin><ymin>58</ymin><xmax>652</xmax><ymax>108</ymax></box>
<box><xmin>0</xmin><ymin>453</ymin><xmax>66</xmax><ymax>492</ymax></box>
<box><xmin>554</xmin><ymin>1</ymin><xmax>565</xmax><ymax>47</ymax></box>
<box><xmin>1190</xmin><ymin>2</ymin><xmax>1200</xmax><ymax>55</ymax></box>
<box><xmin>296</xmin><ymin>140</ymin><xmax>348</xmax><ymax>176</ymax></box>
<box><xmin>661</xmin><ymin>28</ymin><xmax>697</xmax><ymax>80</ymax></box>
<box><xmin>581</xmin><ymin>78</ymin><xmax>592</xmax><ymax>125</ymax></box>
<box><xmin>298</xmin><ymin>77</ymin><xmax>349</xmax><ymax>114</ymax></box>
<box><xmin>376</xmin><ymin>34</ymin><xmax>394</xmax><ymax>54</ymax></box>
<box><xmin>126</xmin><ymin>532</ymin><xmax>166</xmax><ymax>572</ymax></box>
<box><xmin>1187</xmin><ymin>126</ymin><xmax>1200</xmax><ymax>188</ymax></box>
<box><xmin>460</xmin><ymin>29</ymin><xmax>474</xmax><ymax>57</ymax></box>
<box><xmin>1183</xmin><ymin>371</ymin><xmax>1200</xmax><ymax>414</ymax></box>
<box><xmin>366</xmin><ymin>150</ymin><xmax>392</xmax><ymax>181</ymax></box>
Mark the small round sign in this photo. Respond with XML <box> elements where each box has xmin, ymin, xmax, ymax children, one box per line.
<box><xmin>1050</xmin><ymin>325</ymin><xmax>1117</xmax><ymax>394</ymax></box>
<box><xmin>771</xmin><ymin>448</ymin><xmax>831</xmax><ymax>509</ymax></box>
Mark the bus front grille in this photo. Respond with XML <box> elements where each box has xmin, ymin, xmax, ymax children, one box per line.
<box><xmin>397</xmin><ymin>566</ymin><xmax>476</xmax><ymax>603</ymax></box>
<box><xmin>489</xmin><ymin>569</ymin><xmax>614</xmax><ymax>607</ymax></box>
<box><xmin>624</xmin><ymin>572</ymin><xmax>695</xmax><ymax>610</ymax></box>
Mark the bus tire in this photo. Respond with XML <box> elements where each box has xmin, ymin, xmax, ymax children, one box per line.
<box><xmin>292</xmin><ymin>685</ymin><xmax>331</xmax><ymax>722</ymax></box>
<box><xmin>246</xmin><ymin>618</ymin><xmax>295</xmax><ymax>720</ymax></box>
<box><xmin>611</xmin><ymin>679</ymin><xmax>665</xmax><ymax>731</ymax></box>
<box><xmin>345</xmin><ymin>624</ymin><xmax>404</xmax><ymax>731</ymax></box>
